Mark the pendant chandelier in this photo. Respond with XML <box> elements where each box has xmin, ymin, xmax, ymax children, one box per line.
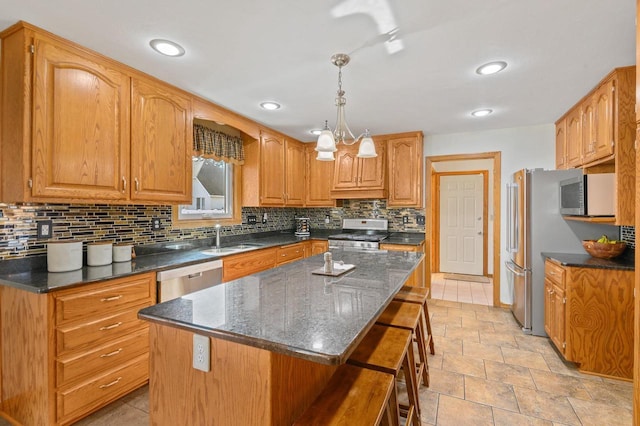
<box><xmin>315</xmin><ymin>53</ymin><xmax>377</xmax><ymax>161</ymax></box>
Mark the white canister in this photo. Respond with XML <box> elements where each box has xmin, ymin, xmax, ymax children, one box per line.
<box><xmin>87</xmin><ymin>242</ymin><xmax>113</xmax><ymax>266</ymax></box>
<box><xmin>112</xmin><ymin>243</ymin><xmax>133</xmax><ymax>262</ymax></box>
<box><xmin>47</xmin><ymin>241</ymin><xmax>83</xmax><ymax>272</ymax></box>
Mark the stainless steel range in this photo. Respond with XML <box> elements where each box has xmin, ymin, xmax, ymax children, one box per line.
<box><xmin>328</xmin><ymin>218</ymin><xmax>389</xmax><ymax>251</ymax></box>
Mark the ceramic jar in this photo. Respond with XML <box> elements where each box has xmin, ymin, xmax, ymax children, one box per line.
<box><xmin>87</xmin><ymin>242</ymin><xmax>113</xmax><ymax>266</ymax></box>
<box><xmin>47</xmin><ymin>241</ymin><xmax>82</xmax><ymax>272</ymax></box>
<box><xmin>112</xmin><ymin>243</ymin><xmax>133</xmax><ymax>262</ymax></box>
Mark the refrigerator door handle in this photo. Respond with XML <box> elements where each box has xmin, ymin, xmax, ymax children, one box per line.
<box><xmin>505</xmin><ymin>261</ymin><xmax>526</xmax><ymax>277</ymax></box>
<box><xmin>506</xmin><ymin>183</ymin><xmax>512</xmax><ymax>253</ymax></box>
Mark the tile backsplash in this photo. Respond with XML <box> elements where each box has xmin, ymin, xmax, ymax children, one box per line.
<box><xmin>620</xmin><ymin>226</ymin><xmax>635</xmax><ymax>248</ymax></box>
<box><xmin>0</xmin><ymin>200</ymin><xmax>426</xmax><ymax>260</ymax></box>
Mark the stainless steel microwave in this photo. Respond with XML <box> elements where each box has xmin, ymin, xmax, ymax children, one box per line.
<box><xmin>559</xmin><ymin>173</ymin><xmax>615</xmax><ymax>216</ymax></box>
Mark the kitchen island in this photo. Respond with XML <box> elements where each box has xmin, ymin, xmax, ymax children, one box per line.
<box><xmin>138</xmin><ymin>248</ymin><xmax>423</xmax><ymax>425</ymax></box>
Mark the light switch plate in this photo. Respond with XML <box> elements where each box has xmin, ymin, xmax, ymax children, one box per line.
<box><xmin>416</xmin><ymin>215</ymin><xmax>425</xmax><ymax>225</ymax></box>
<box><xmin>247</xmin><ymin>215</ymin><xmax>257</xmax><ymax>224</ymax></box>
<box><xmin>193</xmin><ymin>334</ymin><xmax>210</xmax><ymax>372</ymax></box>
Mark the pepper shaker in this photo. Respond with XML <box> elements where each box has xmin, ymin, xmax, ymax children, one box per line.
<box><xmin>323</xmin><ymin>252</ymin><xmax>333</xmax><ymax>274</ymax></box>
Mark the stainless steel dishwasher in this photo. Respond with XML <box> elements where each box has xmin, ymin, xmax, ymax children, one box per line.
<box><xmin>156</xmin><ymin>260</ymin><xmax>223</xmax><ymax>302</ymax></box>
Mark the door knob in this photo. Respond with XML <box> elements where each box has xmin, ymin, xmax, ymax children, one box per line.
<box><xmin>477</xmin><ymin>231</ymin><xmax>482</xmax><ymax>235</ymax></box>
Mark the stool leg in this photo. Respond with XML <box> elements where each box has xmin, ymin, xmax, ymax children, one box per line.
<box><xmin>415</xmin><ymin>319</ymin><xmax>430</xmax><ymax>387</ymax></box>
<box><xmin>403</xmin><ymin>342</ymin><xmax>422</xmax><ymax>426</ymax></box>
<box><xmin>387</xmin><ymin>384</ymin><xmax>401</xmax><ymax>426</ymax></box>
<box><xmin>423</xmin><ymin>300</ymin><xmax>435</xmax><ymax>355</ymax></box>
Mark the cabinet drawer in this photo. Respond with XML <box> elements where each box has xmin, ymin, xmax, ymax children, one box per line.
<box><xmin>56</xmin><ymin>328</ymin><xmax>149</xmax><ymax>387</ymax></box>
<box><xmin>277</xmin><ymin>243</ymin><xmax>305</xmax><ymax>265</ymax></box>
<box><xmin>544</xmin><ymin>260</ymin><xmax>565</xmax><ymax>288</ymax></box>
<box><xmin>223</xmin><ymin>248</ymin><xmax>277</xmax><ymax>282</ymax></box>
<box><xmin>380</xmin><ymin>244</ymin><xmax>419</xmax><ymax>252</ymax></box>
<box><xmin>55</xmin><ymin>273</ymin><xmax>155</xmax><ymax>325</ymax></box>
<box><xmin>56</xmin><ymin>305</ymin><xmax>148</xmax><ymax>356</ymax></box>
<box><xmin>57</xmin><ymin>353</ymin><xmax>149</xmax><ymax>424</ymax></box>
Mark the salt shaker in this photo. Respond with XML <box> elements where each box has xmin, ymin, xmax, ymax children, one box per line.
<box><xmin>323</xmin><ymin>252</ymin><xmax>333</xmax><ymax>274</ymax></box>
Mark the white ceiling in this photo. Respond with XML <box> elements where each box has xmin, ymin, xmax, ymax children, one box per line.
<box><xmin>0</xmin><ymin>0</ymin><xmax>635</xmax><ymax>142</ymax></box>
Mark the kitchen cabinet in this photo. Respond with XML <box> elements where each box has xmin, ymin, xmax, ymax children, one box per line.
<box><xmin>0</xmin><ymin>21</ymin><xmax>192</xmax><ymax>205</ymax></box>
<box><xmin>380</xmin><ymin>242</ymin><xmax>426</xmax><ymax>288</ymax></box>
<box><xmin>387</xmin><ymin>132</ymin><xmax>424</xmax><ymax>207</ymax></box>
<box><xmin>555</xmin><ymin>67</ymin><xmax>635</xmax><ymax>226</ymax></box>
<box><xmin>310</xmin><ymin>240</ymin><xmax>329</xmax><ymax>256</ymax></box>
<box><xmin>277</xmin><ymin>242</ymin><xmax>306</xmax><ymax>265</ymax></box>
<box><xmin>543</xmin><ymin>259</ymin><xmax>634</xmax><ymax>379</ymax></box>
<box><xmin>0</xmin><ymin>272</ymin><xmax>155</xmax><ymax>425</ymax></box>
<box><xmin>305</xmin><ymin>145</ymin><xmax>337</xmax><ymax>207</ymax></box>
<box><xmin>222</xmin><ymin>246</ymin><xmax>278</xmax><ymax>282</ymax></box>
<box><xmin>555</xmin><ymin>119</ymin><xmax>567</xmax><ymax>169</ymax></box>
<box><xmin>242</xmin><ymin>130</ymin><xmax>305</xmax><ymax>207</ymax></box>
<box><xmin>331</xmin><ymin>139</ymin><xmax>386</xmax><ymax>199</ymax></box>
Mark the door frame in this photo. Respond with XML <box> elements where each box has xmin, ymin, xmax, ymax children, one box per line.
<box><xmin>426</xmin><ymin>151</ymin><xmax>502</xmax><ymax>307</ymax></box>
<box><xmin>434</xmin><ymin>170</ymin><xmax>489</xmax><ymax>276</ymax></box>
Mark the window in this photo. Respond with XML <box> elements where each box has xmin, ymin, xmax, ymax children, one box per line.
<box><xmin>179</xmin><ymin>157</ymin><xmax>233</xmax><ymax>220</ymax></box>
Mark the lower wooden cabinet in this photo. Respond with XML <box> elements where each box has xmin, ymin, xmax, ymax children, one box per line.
<box><xmin>0</xmin><ymin>272</ymin><xmax>155</xmax><ymax>425</ymax></box>
<box><xmin>277</xmin><ymin>243</ymin><xmax>306</xmax><ymax>265</ymax></box>
<box><xmin>222</xmin><ymin>247</ymin><xmax>278</xmax><ymax>282</ymax></box>
<box><xmin>380</xmin><ymin>242</ymin><xmax>426</xmax><ymax>288</ymax></box>
<box><xmin>310</xmin><ymin>240</ymin><xmax>329</xmax><ymax>256</ymax></box>
<box><xmin>543</xmin><ymin>259</ymin><xmax>634</xmax><ymax>379</ymax></box>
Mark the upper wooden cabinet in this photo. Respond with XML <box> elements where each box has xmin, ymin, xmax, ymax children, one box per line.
<box><xmin>242</xmin><ymin>130</ymin><xmax>304</xmax><ymax>207</ymax></box>
<box><xmin>0</xmin><ymin>21</ymin><xmax>192</xmax><ymax>204</ymax></box>
<box><xmin>305</xmin><ymin>144</ymin><xmax>337</xmax><ymax>207</ymax></box>
<box><xmin>130</xmin><ymin>77</ymin><xmax>192</xmax><ymax>203</ymax></box>
<box><xmin>555</xmin><ymin>66</ymin><xmax>636</xmax><ymax>226</ymax></box>
<box><xmin>331</xmin><ymin>139</ymin><xmax>386</xmax><ymax>199</ymax></box>
<box><xmin>387</xmin><ymin>132</ymin><xmax>423</xmax><ymax>207</ymax></box>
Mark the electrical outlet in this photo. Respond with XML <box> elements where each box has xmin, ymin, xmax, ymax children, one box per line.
<box><xmin>37</xmin><ymin>220</ymin><xmax>53</xmax><ymax>239</ymax></box>
<box><xmin>324</xmin><ymin>214</ymin><xmax>331</xmax><ymax>224</ymax></box>
<box><xmin>402</xmin><ymin>215</ymin><xmax>409</xmax><ymax>224</ymax></box>
<box><xmin>262</xmin><ymin>212</ymin><xmax>267</xmax><ymax>224</ymax></box>
<box><xmin>416</xmin><ymin>215</ymin><xmax>425</xmax><ymax>225</ymax></box>
<box><xmin>193</xmin><ymin>334</ymin><xmax>210</xmax><ymax>372</ymax></box>
<box><xmin>152</xmin><ymin>218</ymin><xmax>162</xmax><ymax>231</ymax></box>
<box><xmin>247</xmin><ymin>215</ymin><xmax>257</xmax><ymax>225</ymax></box>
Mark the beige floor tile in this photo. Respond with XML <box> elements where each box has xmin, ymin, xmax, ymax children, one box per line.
<box><xmin>418</xmin><ymin>389</ymin><xmax>439</xmax><ymax>425</ymax></box>
<box><xmin>492</xmin><ymin>407</ymin><xmax>553</xmax><ymax>425</ymax></box>
<box><xmin>514</xmin><ymin>334</ymin><xmax>558</xmax><ymax>355</ymax></box>
<box><xmin>459</xmin><ymin>302</ymin><xmax>491</xmax><ymax>312</ymax></box>
<box><xmin>513</xmin><ymin>387</ymin><xmax>581</xmax><ymax>425</ymax></box>
<box><xmin>539</xmin><ymin>352</ymin><xmax>592</xmax><ymax>380</ymax></box>
<box><xmin>461</xmin><ymin>317</ymin><xmax>497</xmax><ymax>331</ymax></box>
<box><xmin>428</xmin><ymin>351</ymin><xmax>444</xmax><ymax>370</ymax></box>
<box><xmin>463</xmin><ymin>341</ymin><xmax>504</xmax><ymax>362</ymax></box>
<box><xmin>74</xmin><ymin>400</ymin><xmax>148</xmax><ymax>426</ymax></box>
<box><xmin>581</xmin><ymin>378</ymin><xmax>634</xmax><ymax>410</ymax></box>
<box><xmin>484</xmin><ymin>360</ymin><xmax>536</xmax><ymax>389</ymax></box>
<box><xmin>427</xmin><ymin>367</ymin><xmax>465</xmax><ymax>398</ymax></box>
<box><xmin>436</xmin><ymin>395</ymin><xmax>494</xmax><ymax>426</ymax></box>
<box><xmin>501</xmin><ymin>347</ymin><xmax>550</xmax><ymax>371</ymax></box>
<box><xmin>430</xmin><ymin>321</ymin><xmax>446</xmax><ymax>337</ymax></box>
<box><xmin>432</xmin><ymin>314</ymin><xmax>463</xmax><ymax>328</ymax></box>
<box><xmin>529</xmin><ymin>369</ymin><xmax>591</xmax><ymax>400</ymax></box>
<box><xmin>464</xmin><ymin>375</ymin><xmax>519</xmax><ymax>412</ymax></box>
<box><xmin>443</xmin><ymin>307</ymin><xmax>478</xmax><ymax>319</ymax></box>
<box><xmin>474</xmin><ymin>308</ymin><xmax>513</xmax><ymax>323</ymax></box>
<box><xmin>432</xmin><ymin>299</ymin><xmax>463</xmax><ymax>309</ymax></box>
<box><xmin>442</xmin><ymin>353</ymin><xmax>486</xmax><ymax>378</ymax></box>
<box><xmin>568</xmin><ymin>396</ymin><xmax>633</xmax><ymax>426</ymax></box>
<box><xmin>120</xmin><ymin>384</ymin><xmax>149</xmax><ymax>413</ymax></box>
<box><xmin>479</xmin><ymin>330</ymin><xmax>519</xmax><ymax>349</ymax></box>
<box><xmin>435</xmin><ymin>335</ymin><xmax>463</xmax><ymax>356</ymax></box>
<box><xmin>444</xmin><ymin>325</ymin><xmax>480</xmax><ymax>342</ymax></box>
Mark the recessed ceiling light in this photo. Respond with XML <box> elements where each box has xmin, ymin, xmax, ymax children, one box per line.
<box><xmin>149</xmin><ymin>39</ymin><xmax>185</xmax><ymax>57</ymax></box>
<box><xmin>260</xmin><ymin>102</ymin><xmax>281</xmax><ymax>110</ymax></box>
<box><xmin>476</xmin><ymin>61</ymin><xmax>507</xmax><ymax>75</ymax></box>
<box><xmin>309</xmin><ymin>129</ymin><xmax>322</xmax><ymax>136</ymax></box>
<box><xmin>471</xmin><ymin>109</ymin><xmax>493</xmax><ymax>117</ymax></box>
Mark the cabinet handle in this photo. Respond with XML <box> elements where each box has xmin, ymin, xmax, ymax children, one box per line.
<box><xmin>99</xmin><ymin>322</ymin><xmax>123</xmax><ymax>331</ymax></box>
<box><xmin>134</xmin><ymin>178</ymin><xmax>140</xmax><ymax>192</ymax></box>
<box><xmin>549</xmin><ymin>290</ymin><xmax>555</xmax><ymax>295</ymax></box>
<box><xmin>100</xmin><ymin>348</ymin><xmax>123</xmax><ymax>358</ymax></box>
<box><xmin>122</xmin><ymin>176</ymin><xmax>127</xmax><ymax>193</ymax></box>
<box><xmin>101</xmin><ymin>295</ymin><xmax>123</xmax><ymax>302</ymax></box>
<box><xmin>99</xmin><ymin>377</ymin><xmax>122</xmax><ymax>389</ymax></box>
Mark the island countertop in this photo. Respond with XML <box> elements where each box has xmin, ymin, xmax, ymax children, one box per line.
<box><xmin>138</xmin><ymin>248</ymin><xmax>423</xmax><ymax>365</ymax></box>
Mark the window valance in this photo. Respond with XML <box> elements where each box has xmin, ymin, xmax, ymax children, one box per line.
<box><xmin>193</xmin><ymin>123</ymin><xmax>245</xmax><ymax>164</ymax></box>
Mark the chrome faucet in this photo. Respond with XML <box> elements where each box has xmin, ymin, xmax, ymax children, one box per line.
<box><xmin>215</xmin><ymin>224</ymin><xmax>221</xmax><ymax>248</ymax></box>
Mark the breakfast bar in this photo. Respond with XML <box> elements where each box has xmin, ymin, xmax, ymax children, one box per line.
<box><xmin>138</xmin><ymin>248</ymin><xmax>423</xmax><ymax>425</ymax></box>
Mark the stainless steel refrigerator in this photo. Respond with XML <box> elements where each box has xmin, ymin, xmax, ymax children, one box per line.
<box><xmin>505</xmin><ymin>168</ymin><xmax>615</xmax><ymax>336</ymax></box>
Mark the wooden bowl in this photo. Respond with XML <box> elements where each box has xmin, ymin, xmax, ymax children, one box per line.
<box><xmin>582</xmin><ymin>240</ymin><xmax>627</xmax><ymax>259</ymax></box>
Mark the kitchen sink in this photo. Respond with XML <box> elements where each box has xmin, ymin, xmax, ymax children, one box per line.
<box><xmin>200</xmin><ymin>243</ymin><xmax>265</xmax><ymax>256</ymax></box>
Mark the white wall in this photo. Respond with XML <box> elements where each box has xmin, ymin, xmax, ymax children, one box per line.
<box><xmin>424</xmin><ymin>124</ymin><xmax>556</xmax><ymax>304</ymax></box>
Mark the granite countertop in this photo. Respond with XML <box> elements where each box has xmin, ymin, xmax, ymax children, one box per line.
<box><xmin>138</xmin><ymin>248</ymin><xmax>424</xmax><ymax>365</ymax></box>
<box><xmin>383</xmin><ymin>232</ymin><xmax>426</xmax><ymax>246</ymax></box>
<box><xmin>542</xmin><ymin>250</ymin><xmax>634</xmax><ymax>271</ymax></box>
<box><xmin>0</xmin><ymin>229</ymin><xmax>424</xmax><ymax>293</ymax></box>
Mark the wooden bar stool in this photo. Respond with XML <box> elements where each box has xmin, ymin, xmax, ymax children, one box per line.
<box><xmin>347</xmin><ymin>324</ymin><xmax>421</xmax><ymax>426</ymax></box>
<box><xmin>377</xmin><ymin>300</ymin><xmax>430</xmax><ymax>389</ymax></box>
<box><xmin>294</xmin><ymin>363</ymin><xmax>395</xmax><ymax>426</ymax></box>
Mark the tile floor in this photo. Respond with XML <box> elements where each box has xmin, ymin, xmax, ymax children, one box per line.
<box><xmin>17</xmin><ymin>299</ymin><xmax>634</xmax><ymax>426</ymax></box>
<box><xmin>431</xmin><ymin>272</ymin><xmax>494</xmax><ymax>306</ymax></box>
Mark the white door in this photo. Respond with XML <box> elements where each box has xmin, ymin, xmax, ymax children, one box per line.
<box><xmin>439</xmin><ymin>174</ymin><xmax>484</xmax><ymax>275</ymax></box>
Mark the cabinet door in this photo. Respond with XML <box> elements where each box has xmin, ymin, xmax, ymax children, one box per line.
<box><xmin>544</xmin><ymin>277</ymin><xmax>553</xmax><ymax>337</ymax></box>
<box><xmin>32</xmin><ymin>34</ymin><xmax>130</xmax><ymax>200</ymax></box>
<box><xmin>388</xmin><ymin>136</ymin><xmax>422</xmax><ymax>207</ymax></box>
<box><xmin>305</xmin><ymin>145</ymin><xmax>335</xmax><ymax>206</ymax></box>
<box><xmin>565</xmin><ymin>108</ymin><xmax>582</xmax><ymax>167</ymax></box>
<box><xmin>581</xmin><ymin>99</ymin><xmax>596</xmax><ymax>163</ymax></box>
<box><xmin>358</xmin><ymin>141</ymin><xmax>386</xmax><ymax>189</ymax></box>
<box><xmin>551</xmin><ymin>285</ymin><xmax>566</xmax><ymax>356</ymax></box>
<box><xmin>593</xmin><ymin>79</ymin><xmax>615</xmax><ymax>160</ymax></box>
<box><xmin>310</xmin><ymin>240</ymin><xmax>329</xmax><ymax>256</ymax></box>
<box><xmin>284</xmin><ymin>140</ymin><xmax>305</xmax><ymax>206</ymax></box>
<box><xmin>332</xmin><ymin>146</ymin><xmax>359</xmax><ymax>189</ymax></box>
<box><xmin>130</xmin><ymin>77</ymin><xmax>191</xmax><ymax>203</ymax></box>
<box><xmin>555</xmin><ymin>120</ymin><xmax>567</xmax><ymax>169</ymax></box>
<box><xmin>259</xmin><ymin>133</ymin><xmax>286</xmax><ymax>205</ymax></box>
